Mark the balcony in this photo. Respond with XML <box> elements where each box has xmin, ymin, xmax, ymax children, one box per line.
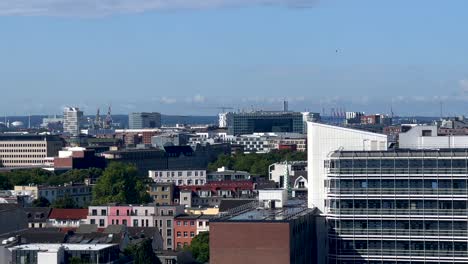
<box><xmin>328</xmin><ymin>188</ymin><xmax>468</xmax><ymax>196</ymax></box>
<box><xmin>328</xmin><ymin>208</ymin><xmax>468</xmax><ymax>216</ymax></box>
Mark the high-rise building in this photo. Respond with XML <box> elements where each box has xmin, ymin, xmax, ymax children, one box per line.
<box><xmin>308</xmin><ymin>123</ymin><xmax>468</xmax><ymax>264</ymax></box>
<box><xmin>327</xmin><ymin>149</ymin><xmax>468</xmax><ymax>264</ymax></box>
<box><xmin>63</xmin><ymin>107</ymin><xmax>83</xmax><ymax>136</ymax></box>
<box><xmin>128</xmin><ymin>112</ymin><xmax>161</xmax><ymax>129</ymax></box>
<box><xmin>226</xmin><ymin>111</ymin><xmax>304</xmax><ymax>135</ymax></box>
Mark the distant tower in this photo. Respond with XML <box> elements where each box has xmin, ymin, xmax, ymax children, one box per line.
<box><xmin>283</xmin><ymin>100</ymin><xmax>289</xmax><ymax>112</ymax></box>
<box><xmin>94</xmin><ymin>108</ymin><xmax>101</xmax><ymax>129</ymax></box>
<box><xmin>104</xmin><ymin>106</ymin><xmax>113</xmax><ymax>129</ymax></box>
<box><xmin>28</xmin><ymin>114</ymin><xmax>31</xmax><ymax>129</ymax></box>
<box><xmin>284</xmin><ymin>160</ymin><xmax>292</xmax><ymax>198</ymax></box>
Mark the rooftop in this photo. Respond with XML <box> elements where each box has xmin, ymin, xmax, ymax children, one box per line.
<box><xmin>10</xmin><ymin>243</ymin><xmax>117</xmax><ymax>251</ymax></box>
<box><xmin>330</xmin><ymin>149</ymin><xmax>468</xmax><ymax>158</ymax></box>
<box><xmin>49</xmin><ymin>209</ymin><xmax>88</xmax><ymax>220</ymax></box>
<box><xmin>214</xmin><ymin>200</ymin><xmax>315</xmax><ymax>222</ymax></box>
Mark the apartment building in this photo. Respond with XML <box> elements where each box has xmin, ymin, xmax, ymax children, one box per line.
<box><xmin>86</xmin><ymin>204</ymin><xmax>184</xmax><ymax>250</ymax></box>
<box><xmin>149</xmin><ymin>169</ymin><xmax>207</xmax><ymax>186</ymax></box>
<box><xmin>0</xmin><ymin>135</ymin><xmax>63</xmax><ymax>168</ymax></box>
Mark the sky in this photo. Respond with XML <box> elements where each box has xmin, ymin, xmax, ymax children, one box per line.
<box><xmin>1</xmin><ymin>0</ymin><xmax>468</xmax><ymax>116</ymax></box>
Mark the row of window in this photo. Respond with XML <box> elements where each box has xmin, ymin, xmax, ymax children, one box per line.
<box><xmin>330</xmin><ymin>239</ymin><xmax>468</xmax><ymax>252</ymax></box>
<box><xmin>0</xmin><ymin>149</ymin><xmax>46</xmax><ymax>153</ymax></box>
<box><xmin>2</xmin><ymin>159</ymin><xmax>44</xmax><ymax>164</ymax></box>
<box><xmin>158</xmin><ymin>179</ymin><xmax>205</xmax><ymax>185</ymax></box>
<box><xmin>330</xmin><ymin>199</ymin><xmax>467</xmax><ymax>210</ymax></box>
<box><xmin>331</xmin><ymin>219</ymin><xmax>468</xmax><ymax>230</ymax></box>
<box><xmin>176</xmin><ymin>231</ymin><xmax>195</xmax><ymax>238</ymax></box>
<box><xmin>331</xmin><ymin>159</ymin><xmax>468</xmax><ymax>169</ymax></box>
<box><xmin>154</xmin><ymin>171</ymin><xmax>205</xmax><ymax>177</ymax></box>
<box><xmin>0</xmin><ymin>154</ymin><xmax>46</xmax><ymax>158</ymax></box>
<box><xmin>329</xmin><ymin>179</ymin><xmax>468</xmax><ymax>189</ymax></box>
<box><xmin>90</xmin><ymin>218</ymin><xmax>173</xmax><ymax>228</ymax></box>
<box><xmin>91</xmin><ymin>208</ymin><xmax>174</xmax><ymax>216</ymax></box>
<box><xmin>0</xmin><ymin>143</ymin><xmax>46</xmax><ymax>147</ymax></box>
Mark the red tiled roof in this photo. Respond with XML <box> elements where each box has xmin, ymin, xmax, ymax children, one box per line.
<box><xmin>49</xmin><ymin>209</ymin><xmax>88</xmax><ymax>220</ymax></box>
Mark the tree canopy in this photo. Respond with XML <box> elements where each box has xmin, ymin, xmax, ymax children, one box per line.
<box><xmin>0</xmin><ymin>168</ymin><xmax>103</xmax><ymax>190</ymax></box>
<box><xmin>208</xmin><ymin>150</ymin><xmax>307</xmax><ymax>176</ymax></box>
<box><xmin>92</xmin><ymin>162</ymin><xmax>151</xmax><ymax>205</ymax></box>
<box><xmin>188</xmin><ymin>232</ymin><xmax>209</xmax><ymax>263</ymax></box>
<box><xmin>51</xmin><ymin>195</ymin><xmax>78</xmax><ymax>209</ymax></box>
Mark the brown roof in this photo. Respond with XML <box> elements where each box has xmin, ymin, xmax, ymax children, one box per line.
<box><xmin>49</xmin><ymin>209</ymin><xmax>88</xmax><ymax>220</ymax></box>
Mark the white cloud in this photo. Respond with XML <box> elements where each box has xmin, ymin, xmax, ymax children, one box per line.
<box><xmin>0</xmin><ymin>0</ymin><xmax>318</xmax><ymax>17</ymax></box>
<box><xmin>159</xmin><ymin>97</ymin><xmax>177</xmax><ymax>104</ymax></box>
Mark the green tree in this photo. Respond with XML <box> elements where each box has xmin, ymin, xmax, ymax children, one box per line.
<box><xmin>0</xmin><ymin>174</ymin><xmax>12</xmax><ymax>190</ymax></box>
<box><xmin>32</xmin><ymin>197</ymin><xmax>51</xmax><ymax>207</ymax></box>
<box><xmin>188</xmin><ymin>232</ymin><xmax>209</xmax><ymax>263</ymax></box>
<box><xmin>51</xmin><ymin>195</ymin><xmax>78</xmax><ymax>209</ymax></box>
<box><xmin>134</xmin><ymin>239</ymin><xmax>161</xmax><ymax>264</ymax></box>
<box><xmin>69</xmin><ymin>256</ymin><xmax>85</xmax><ymax>264</ymax></box>
<box><xmin>92</xmin><ymin>163</ymin><xmax>151</xmax><ymax>205</ymax></box>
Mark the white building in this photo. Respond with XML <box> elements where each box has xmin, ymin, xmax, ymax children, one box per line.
<box><xmin>218</xmin><ymin>113</ymin><xmax>229</xmax><ymax>128</ymax></box>
<box><xmin>63</xmin><ymin>107</ymin><xmax>83</xmax><ymax>136</ymax></box>
<box><xmin>307</xmin><ymin>122</ymin><xmax>388</xmax><ymax>211</ymax></box>
<box><xmin>399</xmin><ymin>124</ymin><xmax>468</xmax><ymax>149</ymax></box>
<box><xmin>149</xmin><ymin>169</ymin><xmax>207</xmax><ymax>186</ymax></box>
<box><xmin>268</xmin><ymin>161</ymin><xmax>307</xmax><ymax>187</ymax></box>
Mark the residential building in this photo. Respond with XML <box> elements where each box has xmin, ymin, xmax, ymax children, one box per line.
<box><xmin>0</xmin><ymin>135</ymin><xmax>63</xmax><ymax>168</ymax></box>
<box><xmin>129</xmin><ymin>112</ymin><xmax>161</xmax><ymax>129</ymax></box>
<box><xmin>9</xmin><ymin>243</ymin><xmax>120</xmax><ymax>264</ymax></box>
<box><xmin>174</xmin><ymin>215</ymin><xmax>198</xmax><ymax>249</ymax></box>
<box><xmin>148</xmin><ymin>182</ymin><xmax>176</xmax><ymax>205</ymax></box>
<box><xmin>32</xmin><ymin>183</ymin><xmax>93</xmax><ymax>207</ymax></box>
<box><xmin>232</xmin><ymin>133</ymin><xmax>307</xmax><ymax>153</ymax></box>
<box><xmin>269</xmin><ymin>161</ymin><xmax>307</xmax><ymax>187</ymax></box>
<box><xmin>218</xmin><ymin>113</ymin><xmax>229</xmax><ymax>128</ymax></box>
<box><xmin>86</xmin><ymin>204</ymin><xmax>184</xmax><ymax>250</ymax></box>
<box><xmin>179</xmin><ymin>181</ymin><xmax>255</xmax><ymax>208</ymax></box>
<box><xmin>207</xmin><ymin>167</ymin><xmax>250</xmax><ymax>182</ymax></box>
<box><xmin>24</xmin><ymin>207</ymin><xmax>51</xmax><ymax>229</ymax></box>
<box><xmin>149</xmin><ymin>169</ymin><xmax>207</xmax><ymax>186</ymax></box>
<box><xmin>47</xmin><ymin>208</ymin><xmax>88</xmax><ymax>228</ymax></box>
<box><xmin>63</xmin><ymin>107</ymin><xmax>83</xmax><ymax>136</ymax></box>
<box><xmin>115</xmin><ymin>128</ymin><xmax>161</xmax><ymax>146</ymax></box>
<box><xmin>226</xmin><ymin>111</ymin><xmax>304</xmax><ymax>135</ymax></box>
<box><xmin>345</xmin><ymin>111</ymin><xmax>364</xmax><ymax>124</ymax></box>
<box><xmin>210</xmin><ymin>198</ymin><xmax>318</xmax><ymax>264</ymax></box>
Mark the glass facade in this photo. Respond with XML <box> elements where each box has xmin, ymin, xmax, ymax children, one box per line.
<box><xmin>227</xmin><ymin>112</ymin><xmax>303</xmax><ymax>135</ymax></box>
<box><xmin>327</xmin><ymin>150</ymin><xmax>468</xmax><ymax>264</ymax></box>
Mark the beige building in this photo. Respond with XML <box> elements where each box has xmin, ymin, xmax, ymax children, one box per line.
<box><xmin>0</xmin><ymin>135</ymin><xmax>63</xmax><ymax>168</ymax></box>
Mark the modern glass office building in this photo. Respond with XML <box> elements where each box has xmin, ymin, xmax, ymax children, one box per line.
<box><xmin>326</xmin><ymin>149</ymin><xmax>468</xmax><ymax>264</ymax></box>
<box><xmin>226</xmin><ymin>111</ymin><xmax>304</xmax><ymax>135</ymax></box>
<box><xmin>128</xmin><ymin>112</ymin><xmax>161</xmax><ymax>129</ymax></box>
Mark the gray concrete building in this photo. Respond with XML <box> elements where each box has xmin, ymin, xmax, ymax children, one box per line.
<box><xmin>129</xmin><ymin>112</ymin><xmax>161</xmax><ymax>129</ymax></box>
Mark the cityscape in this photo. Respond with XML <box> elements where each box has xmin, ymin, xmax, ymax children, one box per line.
<box><xmin>2</xmin><ymin>1</ymin><xmax>468</xmax><ymax>264</ymax></box>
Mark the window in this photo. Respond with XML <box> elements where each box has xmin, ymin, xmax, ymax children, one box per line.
<box><xmin>177</xmin><ymin>231</ymin><xmax>181</xmax><ymax>237</ymax></box>
<box><xmin>184</xmin><ymin>221</ymin><xmax>188</xmax><ymax>226</ymax></box>
<box><xmin>190</xmin><ymin>221</ymin><xmax>195</xmax><ymax>226</ymax></box>
<box><xmin>198</xmin><ymin>221</ymin><xmax>203</xmax><ymax>227</ymax></box>
<box><xmin>178</xmin><ymin>172</ymin><xmax>182</xmax><ymax>177</ymax></box>
<box><xmin>184</xmin><ymin>231</ymin><xmax>188</xmax><ymax>237</ymax></box>
<box><xmin>177</xmin><ymin>221</ymin><xmax>181</xmax><ymax>226</ymax></box>
<box><xmin>92</xmin><ymin>209</ymin><xmax>97</xmax><ymax>216</ymax></box>
<box><xmin>90</xmin><ymin>219</ymin><xmax>96</xmax><ymax>225</ymax></box>
<box><xmin>116</xmin><ymin>210</ymin><xmax>120</xmax><ymax>216</ymax></box>
<box><xmin>167</xmin><ymin>229</ymin><xmax>172</xmax><ymax>236</ymax></box>
<box><xmin>167</xmin><ymin>239</ymin><xmax>172</xmax><ymax>247</ymax></box>
<box><xmin>187</xmin><ymin>171</ymin><xmax>192</xmax><ymax>176</ymax></box>
<box><xmin>123</xmin><ymin>220</ymin><xmax>127</xmax><ymax>226</ymax></box>
<box><xmin>195</xmin><ymin>171</ymin><xmax>198</xmax><ymax>176</ymax></box>
<box><xmin>101</xmin><ymin>209</ymin><xmax>107</xmax><ymax>216</ymax></box>
<box><xmin>133</xmin><ymin>220</ymin><xmax>138</xmax><ymax>227</ymax></box>
<box><xmin>190</xmin><ymin>232</ymin><xmax>195</xmax><ymax>238</ymax></box>
<box><xmin>177</xmin><ymin>242</ymin><xmax>182</xmax><ymax>248</ymax></box>
<box><xmin>99</xmin><ymin>219</ymin><xmax>104</xmax><ymax>227</ymax></box>
<box><xmin>167</xmin><ymin>220</ymin><xmax>172</xmax><ymax>228</ymax></box>
<box><xmin>168</xmin><ymin>210</ymin><xmax>173</xmax><ymax>216</ymax></box>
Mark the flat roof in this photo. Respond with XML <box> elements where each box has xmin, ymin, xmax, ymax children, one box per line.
<box><xmin>10</xmin><ymin>243</ymin><xmax>118</xmax><ymax>251</ymax></box>
<box><xmin>214</xmin><ymin>200</ymin><xmax>316</xmax><ymax>222</ymax></box>
<box><xmin>331</xmin><ymin>149</ymin><xmax>468</xmax><ymax>158</ymax></box>
<box><xmin>0</xmin><ymin>134</ymin><xmax>62</xmax><ymax>141</ymax></box>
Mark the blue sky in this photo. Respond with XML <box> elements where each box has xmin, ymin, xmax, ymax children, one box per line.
<box><xmin>1</xmin><ymin>0</ymin><xmax>468</xmax><ymax>116</ymax></box>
